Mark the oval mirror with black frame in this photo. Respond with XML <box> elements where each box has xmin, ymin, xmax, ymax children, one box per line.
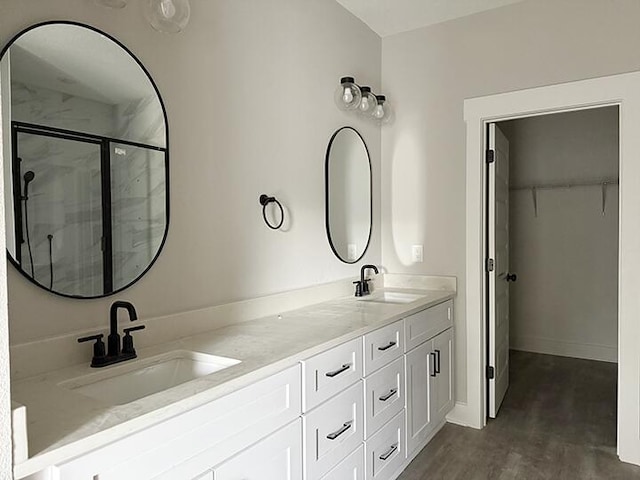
<box><xmin>0</xmin><ymin>21</ymin><xmax>169</xmax><ymax>299</ymax></box>
<box><xmin>325</xmin><ymin>126</ymin><xmax>372</xmax><ymax>264</ymax></box>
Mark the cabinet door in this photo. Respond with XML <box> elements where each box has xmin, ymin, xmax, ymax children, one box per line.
<box><xmin>213</xmin><ymin>419</ymin><xmax>302</xmax><ymax>480</ymax></box>
<box><xmin>431</xmin><ymin>328</ymin><xmax>454</xmax><ymax>425</ymax></box>
<box><xmin>404</xmin><ymin>341</ymin><xmax>434</xmax><ymax>457</ymax></box>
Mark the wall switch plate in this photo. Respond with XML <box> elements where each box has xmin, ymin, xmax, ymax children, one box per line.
<box><xmin>347</xmin><ymin>244</ymin><xmax>357</xmax><ymax>261</ymax></box>
<box><xmin>412</xmin><ymin>245</ymin><xmax>424</xmax><ymax>263</ymax></box>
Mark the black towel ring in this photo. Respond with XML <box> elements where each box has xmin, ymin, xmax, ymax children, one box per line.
<box><xmin>259</xmin><ymin>194</ymin><xmax>284</xmax><ymax>230</ymax></box>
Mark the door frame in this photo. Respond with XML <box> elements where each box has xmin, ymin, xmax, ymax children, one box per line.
<box><xmin>462</xmin><ymin>71</ymin><xmax>640</xmax><ymax>465</ymax></box>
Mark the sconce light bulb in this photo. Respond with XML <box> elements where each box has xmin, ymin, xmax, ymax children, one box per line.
<box><xmin>161</xmin><ymin>0</ymin><xmax>176</xmax><ymax>18</ymax></box>
<box><xmin>359</xmin><ymin>97</ymin><xmax>369</xmax><ymax>111</ymax></box>
<box><xmin>343</xmin><ymin>87</ymin><xmax>354</xmax><ymax>104</ymax></box>
<box><xmin>373</xmin><ymin>104</ymin><xmax>385</xmax><ymax>119</ymax></box>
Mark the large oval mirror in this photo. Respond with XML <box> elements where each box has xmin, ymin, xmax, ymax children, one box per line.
<box><xmin>325</xmin><ymin>127</ymin><xmax>372</xmax><ymax>263</ymax></box>
<box><xmin>0</xmin><ymin>22</ymin><xmax>169</xmax><ymax>298</ymax></box>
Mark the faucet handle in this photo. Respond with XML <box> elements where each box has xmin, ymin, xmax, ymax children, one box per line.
<box><xmin>78</xmin><ymin>334</ymin><xmax>107</xmax><ymax>367</ymax></box>
<box><xmin>122</xmin><ymin>325</ymin><xmax>145</xmax><ymax>356</ymax></box>
<box><xmin>353</xmin><ymin>280</ymin><xmax>363</xmax><ymax>297</ymax></box>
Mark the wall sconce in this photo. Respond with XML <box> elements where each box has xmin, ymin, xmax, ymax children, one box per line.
<box><xmin>334</xmin><ymin>76</ymin><xmax>393</xmax><ymax>125</ymax></box>
<box><xmin>95</xmin><ymin>0</ymin><xmax>191</xmax><ymax>33</ymax></box>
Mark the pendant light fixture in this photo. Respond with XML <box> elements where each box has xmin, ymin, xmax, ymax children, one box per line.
<box><xmin>145</xmin><ymin>0</ymin><xmax>191</xmax><ymax>33</ymax></box>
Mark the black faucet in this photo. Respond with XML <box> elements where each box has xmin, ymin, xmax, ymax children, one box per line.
<box><xmin>78</xmin><ymin>300</ymin><xmax>145</xmax><ymax>368</ymax></box>
<box><xmin>354</xmin><ymin>264</ymin><xmax>379</xmax><ymax>297</ymax></box>
<box><xmin>109</xmin><ymin>300</ymin><xmax>138</xmax><ymax>357</ymax></box>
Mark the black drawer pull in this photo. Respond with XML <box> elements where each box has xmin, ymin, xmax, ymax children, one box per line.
<box><xmin>435</xmin><ymin>349</ymin><xmax>441</xmax><ymax>374</ymax></box>
<box><xmin>326</xmin><ymin>421</ymin><xmax>352</xmax><ymax>440</ymax></box>
<box><xmin>377</xmin><ymin>341</ymin><xmax>397</xmax><ymax>352</ymax></box>
<box><xmin>379</xmin><ymin>443</ymin><xmax>398</xmax><ymax>461</ymax></box>
<box><xmin>325</xmin><ymin>363</ymin><xmax>351</xmax><ymax>378</ymax></box>
<box><xmin>430</xmin><ymin>352</ymin><xmax>437</xmax><ymax>377</ymax></box>
<box><xmin>379</xmin><ymin>388</ymin><xmax>398</xmax><ymax>402</ymax></box>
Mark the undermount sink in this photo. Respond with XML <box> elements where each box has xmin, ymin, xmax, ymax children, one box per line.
<box><xmin>60</xmin><ymin>350</ymin><xmax>241</xmax><ymax>405</ymax></box>
<box><xmin>359</xmin><ymin>292</ymin><xmax>424</xmax><ymax>305</ymax></box>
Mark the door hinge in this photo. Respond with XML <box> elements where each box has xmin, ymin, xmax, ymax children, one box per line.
<box><xmin>486</xmin><ymin>258</ymin><xmax>494</xmax><ymax>272</ymax></box>
<box><xmin>486</xmin><ymin>365</ymin><xmax>495</xmax><ymax>380</ymax></box>
<box><xmin>486</xmin><ymin>149</ymin><xmax>495</xmax><ymax>164</ymax></box>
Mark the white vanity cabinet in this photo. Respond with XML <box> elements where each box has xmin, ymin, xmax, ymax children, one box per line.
<box><xmin>212</xmin><ymin>419</ymin><xmax>302</xmax><ymax>480</ymax></box>
<box><xmin>49</xmin><ymin>365</ymin><xmax>302</xmax><ymax>480</ymax></box>
<box><xmin>404</xmin><ymin>301</ymin><xmax>454</xmax><ymax>459</ymax></box>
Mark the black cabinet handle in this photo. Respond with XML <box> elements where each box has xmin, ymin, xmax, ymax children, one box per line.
<box><xmin>435</xmin><ymin>349</ymin><xmax>441</xmax><ymax>374</ymax></box>
<box><xmin>326</xmin><ymin>421</ymin><xmax>352</xmax><ymax>440</ymax></box>
<box><xmin>379</xmin><ymin>388</ymin><xmax>398</xmax><ymax>402</ymax></box>
<box><xmin>379</xmin><ymin>443</ymin><xmax>398</xmax><ymax>461</ymax></box>
<box><xmin>377</xmin><ymin>341</ymin><xmax>397</xmax><ymax>352</ymax></box>
<box><xmin>430</xmin><ymin>352</ymin><xmax>437</xmax><ymax>377</ymax></box>
<box><xmin>325</xmin><ymin>363</ymin><xmax>351</xmax><ymax>378</ymax></box>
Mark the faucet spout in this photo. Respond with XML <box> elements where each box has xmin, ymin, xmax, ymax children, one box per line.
<box><xmin>108</xmin><ymin>301</ymin><xmax>138</xmax><ymax>356</ymax></box>
<box><xmin>359</xmin><ymin>265</ymin><xmax>379</xmax><ymax>296</ymax></box>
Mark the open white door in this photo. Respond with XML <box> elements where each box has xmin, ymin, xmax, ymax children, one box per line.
<box><xmin>488</xmin><ymin>123</ymin><xmax>512</xmax><ymax>418</ymax></box>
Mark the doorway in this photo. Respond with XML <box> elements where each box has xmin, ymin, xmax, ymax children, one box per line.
<box><xmin>485</xmin><ymin>107</ymin><xmax>619</xmax><ymax>426</ymax></box>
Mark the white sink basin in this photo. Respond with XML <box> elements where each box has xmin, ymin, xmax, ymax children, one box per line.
<box><xmin>60</xmin><ymin>350</ymin><xmax>241</xmax><ymax>405</ymax></box>
<box><xmin>359</xmin><ymin>292</ymin><xmax>424</xmax><ymax>305</ymax></box>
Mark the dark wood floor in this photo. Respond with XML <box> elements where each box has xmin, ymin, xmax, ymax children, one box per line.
<box><xmin>398</xmin><ymin>350</ymin><xmax>640</xmax><ymax>480</ymax></box>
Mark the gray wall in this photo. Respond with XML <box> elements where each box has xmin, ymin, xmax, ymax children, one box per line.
<box><xmin>381</xmin><ymin>0</ymin><xmax>640</xmax><ymax>403</ymax></box>
<box><xmin>501</xmin><ymin>107</ymin><xmax>619</xmax><ymax>363</ymax></box>
<box><xmin>0</xmin><ymin>0</ymin><xmax>382</xmax><ymax>345</ymax></box>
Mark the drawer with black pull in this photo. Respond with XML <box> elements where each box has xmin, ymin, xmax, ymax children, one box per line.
<box><xmin>302</xmin><ymin>337</ymin><xmax>363</xmax><ymax>411</ymax></box>
<box><xmin>303</xmin><ymin>381</ymin><xmax>364</xmax><ymax>480</ymax></box>
<box><xmin>363</xmin><ymin>319</ymin><xmax>404</xmax><ymax>376</ymax></box>
<box><xmin>363</xmin><ymin>357</ymin><xmax>404</xmax><ymax>438</ymax></box>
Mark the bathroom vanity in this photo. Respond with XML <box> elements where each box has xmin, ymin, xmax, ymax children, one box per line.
<box><xmin>12</xmin><ymin>278</ymin><xmax>455</xmax><ymax>480</ymax></box>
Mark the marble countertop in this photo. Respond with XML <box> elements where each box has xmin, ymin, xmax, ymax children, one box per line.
<box><xmin>12</xmin><ymin>286</ymin><xmax>454</xmax><ymax>478</ymax></box>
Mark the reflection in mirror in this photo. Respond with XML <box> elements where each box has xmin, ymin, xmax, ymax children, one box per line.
<box><xmin>0</xmin><ymin>22</ymin><xmax>169</xmax><ymax>298</ymax></box>
<box><xmin>325</xmin><ymin>127</ymin><xmax>372</xmax><ymax>264</ymax></box>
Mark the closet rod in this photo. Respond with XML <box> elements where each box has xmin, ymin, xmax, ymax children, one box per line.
<box><xmin>510</xmin><ymin>178</ymin><xmax>619</xmax><ymax>191</ymax></box>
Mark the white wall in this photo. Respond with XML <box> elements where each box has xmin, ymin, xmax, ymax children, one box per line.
<box><xmin>500</xmin><ymin>108</ymin><xmax>619</xmax><ymax>363</ymax></box>
<box><xmin>0</xmin><ymin>59</ymin><xmax>12</xmax><ymax>480</ymax></box>
<box><xmin>0</xmin><ymin>0</ymin><xmax>382</xmax><ymax>346</ymax></box>
<box><xmin>381</xmin><ymin>0</ymin><xmax>640</xmax><ymax>403</ymax></box>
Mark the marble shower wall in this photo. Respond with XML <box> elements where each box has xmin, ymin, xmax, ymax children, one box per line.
<box><xmin>10</xmin><ymin>79</ymin><xmax>166</xmax><ymax>296</ymax></box>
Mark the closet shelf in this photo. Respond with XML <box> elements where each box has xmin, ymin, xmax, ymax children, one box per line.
<box><xmin>509</xmin><ymin>178</ymin><xmax>619</xmax><ymax>191</ymax></box>
<box><xmin>510</xmin><ymin>178</ymin><xmax>619</xmax><ymax>217</ymax></box>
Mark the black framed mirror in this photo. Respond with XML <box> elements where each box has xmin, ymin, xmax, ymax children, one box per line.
<box><xmin>325</xmin><ymin>126</ymin><xmax>372</xmax><ymax>264</ymax></box>
<box><xmin>0</xmin><ymin>21</ymin><xmax>169</xmax><ymax>298</ymax></box>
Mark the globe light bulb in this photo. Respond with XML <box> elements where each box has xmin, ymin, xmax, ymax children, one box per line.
<box><xmin>373</xmin><ymin>104</ymin><xmax>385</xmax><ymax>119</ymax></box>
<box><xmin>358</xmin><ymin>86</ymin><xmax>376</xmax><ymax>116</ymax></box>
<box><xmin>161</xmin><ymin>0</ymin><xmax>176</xmax><ymax>18</ymax></box>
<box><xmin>334</xmin><ymin>77</ymin><xmax>361</xmax><ymax>111</ymax></box>
<box><xmin>145</xmin><ymin>0</ymin><xmax>191</xmax><ymax>33</ymax></box>
<box><xmin>373</xmin><ymin>95</ymin><xmax>393</xmax><ymax>125</ymax></box>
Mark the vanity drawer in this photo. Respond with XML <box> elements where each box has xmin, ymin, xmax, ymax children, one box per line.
<box><xmin>319</xmin><ymin>444</ymin><xmax>364</xmax><ymax>480</ymax></box>
<box><xmin>303</xmin><ymin>381</ymin><xmax>364</xmax><ymax>480</ymax></box>
<box><xmin>365</xmin><ymin>411</ymin><xmax>405</xmax><ymax>480</ymax></box>
<box><xmin>302</xmin><ymin>337</ymin><xmax>363</xmax><ymax>412</ymax></box>
<box><xmin>364</xmin><ymin>357</ymin><xmax>404</xmax><ymax>438</ymax></box>
<box><xmin>363</xmin><ymin>320</ymin><xmax>404</xmax><ymax>376</ymax></box>
<box><xmin>404</xmin><ymin>300</ymin><xmax>453</xmax><ymax>351</ymax></box>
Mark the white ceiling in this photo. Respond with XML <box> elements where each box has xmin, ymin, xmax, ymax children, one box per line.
<box><xmin>334</xmin><ymin>0</ymin><xmax>527</xmax><ymax>37</ymax></box>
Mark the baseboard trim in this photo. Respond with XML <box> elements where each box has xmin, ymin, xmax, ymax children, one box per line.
<box><xmin>446</xmin><ymin>401</ymin><xmax>482</xmax><ymax>429</ymax></box>
<box><xmin>511</xmin><ymin>335</ymin><xmax>617</xmax><ymax>363</ymax></box>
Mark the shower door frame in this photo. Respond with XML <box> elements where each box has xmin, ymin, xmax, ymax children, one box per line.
<box><xmin>11</xmin><ymin>121</ymin><xmax>167</xmax><ymax>296</ymax></box>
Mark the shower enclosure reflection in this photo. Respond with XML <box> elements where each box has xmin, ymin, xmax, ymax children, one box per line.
<box><xmin>1</xmin><ymin>22</ymin><xmax>169</xmax><ymax>298</ymax></box>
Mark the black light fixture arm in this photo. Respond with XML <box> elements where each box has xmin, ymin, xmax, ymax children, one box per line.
<box><xmin>259</xmin><ymin>194</ymin><xmax>284</xmax><ymax>230</ymax></box>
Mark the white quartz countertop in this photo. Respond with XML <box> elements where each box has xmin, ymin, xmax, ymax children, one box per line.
<box><xmin>12</xmin><ymin>286</ymin><xmax>454</xmax><ymax>477</ymax></box>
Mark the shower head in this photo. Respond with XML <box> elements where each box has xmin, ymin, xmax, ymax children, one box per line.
<box><xmin>23</xmin><ymin>171</ymin><xmax>35</xmax><ymax>199</ymax></box>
